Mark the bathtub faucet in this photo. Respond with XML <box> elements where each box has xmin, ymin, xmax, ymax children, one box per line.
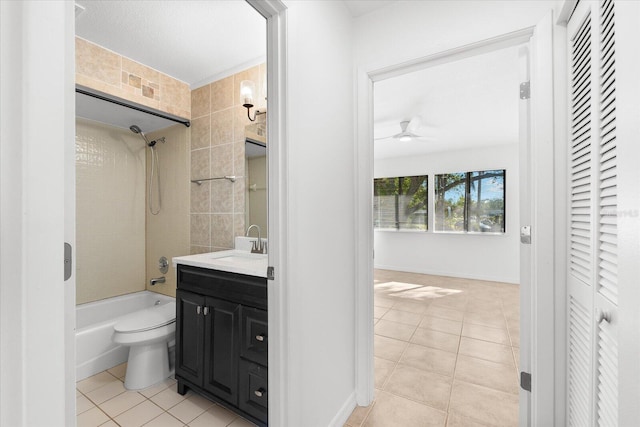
<box><xmin>150</xmin><ymin>277</ymin><xmax>166</xmax><ymax>286</ymax></box>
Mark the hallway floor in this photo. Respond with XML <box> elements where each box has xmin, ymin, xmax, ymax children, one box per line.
<box><xmin>346</xmin><ymin>269</ymin><xmax>520</xmax><ymax>427</ymax></box>
<box><xmin>76</xmin><ymin>366</ymin><xmax>256</xmax><ymax>427</ymax></box>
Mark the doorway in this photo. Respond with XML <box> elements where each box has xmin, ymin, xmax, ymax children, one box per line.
<box><xmin>354</xmin><ymin>17</ymin><xmax>557</xmax><ymax>426</ymax></box>
<box><xmin>347</xmin><ymin>43</ymin><xmax>524</xmax><ymax>426</ymax></box>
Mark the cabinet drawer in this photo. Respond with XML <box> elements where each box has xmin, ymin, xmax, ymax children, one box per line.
<box><xmin>238</xmin><ymin>360</ymin><xmax>268</xmax><ymax>423</ymax></box>
<box><xmin>241</xmin><ymin>307</ymin><xmax>268</xmax><ymax>366</ymax></box>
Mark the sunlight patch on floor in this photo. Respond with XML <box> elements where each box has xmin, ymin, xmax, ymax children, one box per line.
<box><xmin>375</xmin><ymin>281</ymin><xmax>464</xmax><ymax>300</ymax></box>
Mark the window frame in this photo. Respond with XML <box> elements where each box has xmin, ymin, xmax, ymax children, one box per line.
<box><xmin>434</xmin><ymin>169</ymin><xmax>506</xmax><ymax>234</ymax></box>
<box><xmin>373</xmin><ymin>175</ymin><xmax>428</xmax><ymax>232</ymax></box>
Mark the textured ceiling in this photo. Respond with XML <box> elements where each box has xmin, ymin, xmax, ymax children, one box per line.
<box><xmin>75</xmin><ymin>0</ymin><xmax>266</xmax><ymax>88</ymax></box>
<box><xmin>374</xmin><ymin>45</ymin><xmax>523</xmax><ymax>159</ymax></box>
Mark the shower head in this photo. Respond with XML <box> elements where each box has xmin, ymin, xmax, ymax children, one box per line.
<box><xmin>129</xmin><ymin>124</ymin><xmax>153</xmax><ymax>146</ymax></box>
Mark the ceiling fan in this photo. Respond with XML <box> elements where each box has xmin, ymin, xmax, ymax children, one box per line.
<box><xmin>374</xmin><ymin>117</ymin><xmax>431</xmax><ymax>142</ymax></box>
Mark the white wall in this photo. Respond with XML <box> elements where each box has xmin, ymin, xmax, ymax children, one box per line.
<box><xmin>354</xmin><ymin>0</ymin><xmax>558</xmax><ymax>67</ymax></box>
<box><xmin>375</xmin><ymin>145</ymin><xmax>520</xmax><ymax>283</ymax></box>
<box><xmin>283</xmin><ymin>1</ymin><xmax>357</xmax><ymax>425</ymax></box>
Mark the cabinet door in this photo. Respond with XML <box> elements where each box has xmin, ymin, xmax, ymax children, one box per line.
<box><xmin>240</xmin><ymin>307</ymin><xmax>268</xmax><ymax>366</ymax></box>
<box><xmin>203</xmin><ymin>297</ymin><xmax>241</xmax><ymax>403</ymax></box>
<box><xmin>176</xmin><ymin>290</ymin><xmax>205</xmax><ymax>386</ymax></box>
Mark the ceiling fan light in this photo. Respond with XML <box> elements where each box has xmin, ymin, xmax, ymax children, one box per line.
<box><xmin>399</xmin><ymin>135</ymin><xmax>412</xmax><ymax>142</ymax></box>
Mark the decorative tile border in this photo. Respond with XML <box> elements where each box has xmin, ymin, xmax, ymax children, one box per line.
<box><xmin>76</xmin><ymin>37</ymin><xmax>190</xmax><ymax>119</ymax></box>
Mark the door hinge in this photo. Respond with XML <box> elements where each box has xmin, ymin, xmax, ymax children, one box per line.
<box><xmin>520</xmin><ymin>225</ymin><xmax>531</xmax><ymax>244</ymax></box>
<box><xmin>267</xmin><ymin>266</ymin><xmax>275</xmax><ymax>281</ymax></box>
<box><xmin>64</xmin><ymin>242</ymin><xmax>72</xmax><ymax>281</ymax></box>
<box><xmin>520</xmin><ymin>81</ymin><xmax>531</xmax><ymax>99</ymax></box>
<box><xmin>520</xmin><ymin>371</ymin><xmax>532</xmax><ymax>392</ymax></box>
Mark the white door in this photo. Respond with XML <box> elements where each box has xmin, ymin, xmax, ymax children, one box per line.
<box><xmin>565</xmin><ymin>0</ymin><xmax>622</xmax><ymax>424</ymax></box>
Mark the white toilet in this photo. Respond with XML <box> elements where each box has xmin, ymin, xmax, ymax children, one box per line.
<box><xmin>113</xmin><ymin>301</ymin><xmax>176</xmax><ymax>390</ymax></box>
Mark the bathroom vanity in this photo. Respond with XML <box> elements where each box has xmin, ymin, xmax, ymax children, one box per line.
<box><xmin>173</xmin><ymin>251</ymin><xmax>268</xmax><ymax>426</ymax></box>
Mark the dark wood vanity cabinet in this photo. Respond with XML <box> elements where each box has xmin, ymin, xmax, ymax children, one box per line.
<box><xmin>175</xmin><ymin>265</ymin><xmax>268</xmax><ymax>426</ymax></box>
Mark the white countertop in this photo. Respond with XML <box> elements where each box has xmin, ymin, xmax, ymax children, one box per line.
<box><xmin>172</xmin><ymin>250</ymin><xmax>268</xmax><ymax>278</ymax></box>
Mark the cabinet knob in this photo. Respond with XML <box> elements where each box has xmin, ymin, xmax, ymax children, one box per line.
<box><xmin>255</xmin><ymin>334</ymin><xmax>266</xmax><ymax>342</ymax></box>
<box><xmin>196</xmin><ymin>306</ymin><xmax>201</xmax><ymax>315</ymax></box>
<box><xmin>254</xmin><ymin>388</ymin><xmax>266</xmax><ymax>398</ymax></box>
<box><xmin>203</xmin><ymin>307</ymin><xmax>209</xmax><ymax>316</ymax></box>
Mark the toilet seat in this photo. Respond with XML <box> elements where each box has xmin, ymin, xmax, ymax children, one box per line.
<box><xmin>114</xmin><ymin>301</ymin><xmax>176</xmax><ymax>334</ymax></box>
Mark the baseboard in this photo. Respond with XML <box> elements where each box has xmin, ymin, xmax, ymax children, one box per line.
<box><xmin>328</xmin><ymin>391</ymin><xmax>357</xmax><ymax>427</ymax></box>
<box><xmin>373</xmin><ymin>264</ymin><xmax>519</xmax><ymax>285</ymax></box>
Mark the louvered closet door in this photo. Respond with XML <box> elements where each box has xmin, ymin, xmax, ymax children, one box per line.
<box><xmin>566</xmin><ymin>1</ymin><xmax>619</xmax><ymax>426</ymax></box>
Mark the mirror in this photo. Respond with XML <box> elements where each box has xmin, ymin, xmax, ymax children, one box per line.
<box><xmin>245</xmin><ymin>137</ymin><xmax>267</xmax><ymax>238</ymax></box>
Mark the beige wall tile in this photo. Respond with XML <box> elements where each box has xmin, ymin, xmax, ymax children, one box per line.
<box><xmin>233</xmin><ymin>105</ymin><xmax>253</xmax><ymax>142</ymax></box>
<box><xmin>211</xmin><ymin>76</ymin><xmax>234</xmax><ymax>112</ymax></box>
<box><xmin>233</xmin><ymin>140</ymin><xmax>245</xmax><ymax>176</ymax></box>
<box><xmin>233</xmin><ymin>178</ymin><xmax>245</xmax><ymax>214</ymax></box>
<box><xmin>210</xmin><ymin>109</ymin><xmax>234</xmax><ymax>146</ymax></box>
<box><xmin>191</xmin><ymin>181</ymin><xmax>211</xmax><ymax>214</ymax></box>
<box><xmin>210</xmin><ymin>144</ymin><xmax>233</xmax><ymax>177</ymax></box>
<box><xmin>160</xmin><ymin>73</ymin><xmax>190</xmax><ymax>116</ymax></box>
<box><xmin>210</xmin><ymin>180</ymin><xmax>233</xmax><ymax>214</ymax></box>
<box><xmin>233</xmin><ymin>213</ymin><xmax>245</xmax><ymax>241</ymax></box>
<box><xmin>121</xmin><ymin>57</ymin><xmax>160</xmax><ymax>87</ymax></box>
<box><xmin>191</xmin><ymin>116</ymin><xmax>211</xmax><ymax>150</ymax></box>
<box><xmin>76</xmin><ymin>38</ymin><xmax>121</xmax><ymax>87</ymax></box>
<box><xmin>191</xmin><ymin>245</ymin><xmax>212</xmax><ymax>255</ymax></box>
<box><xmin>211</xmin><ymin>214</ymin><xmax>233</xmax><ymax>249</ymax></box>
<box><xmin>191</xmin><ymin>214</ymin><xmax>211</xmax><ymax>247</ymax></box>
<box><xmin>191</xmin><ymin>148</ymin><xmax>210</xmax><ymax>180</ymax></box>
<box><xmin>191</xmin><ymin>85</ymin><xmax>210</xmax><ymax>118</ymax></box>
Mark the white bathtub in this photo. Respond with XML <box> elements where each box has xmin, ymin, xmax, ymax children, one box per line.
<box><xmin>76</xmin><ymin>291</ymin><xmax>175</xmax><ymax>381</ymax></box>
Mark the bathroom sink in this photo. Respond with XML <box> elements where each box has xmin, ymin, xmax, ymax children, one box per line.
<box><xmin>214</xmin><ymin>255</ymin><xmax>261</xmax><ymax>263</ymax></box>
<box><xmin>209</xmin><ymin>251</ymin><xmax>266</xmax><ymax>262</ymax></box>
<box><xmin>173</xmin><ymin>249</ymin><xmax>268</xmax><ymax>278</ymax></box>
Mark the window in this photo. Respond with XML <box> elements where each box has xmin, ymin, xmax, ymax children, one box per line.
<box><xmin>374</xmin><ymin>175</ymin><xmax>428</xmax><ymax>231</ymax></box>
<box><xmin>434</xmin><ymin>169</ymin><xmax>505</xmax><ymax>233</ymax></box>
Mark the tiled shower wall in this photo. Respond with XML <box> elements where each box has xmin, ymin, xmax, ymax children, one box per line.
<box><xmin>189</xmin><ymin>64</ymin><xmax>266</xmax><ymax>254</ymax></box>
<box><xmin>76</xmin><ymin>119</ymin><xmax>146</xmax><ymax>304</ymax></box>
<box><xmin>76</xmin><ymin>37</ymin><xmax>191</xmax><ymax>119</ymax></box>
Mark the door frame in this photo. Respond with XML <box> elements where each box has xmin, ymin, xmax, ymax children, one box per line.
<box><xmin>246</xmin><ymin>1</ymin><xmax>289</xmax><ymax>426</ymax></box>
<box><xmin>354</xmin><ymin>13</ymin><xmax>556</xmax><ymax>425</ymax></box>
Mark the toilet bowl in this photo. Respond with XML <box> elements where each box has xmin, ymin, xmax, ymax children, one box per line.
<box><xmin>112</xmin><ymin>301</ymin><xmax>176</xmax><ymax>390</ymax></box>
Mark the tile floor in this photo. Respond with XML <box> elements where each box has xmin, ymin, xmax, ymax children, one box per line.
<box><xmin>76</xmin><ymin>364</ymin><xmax>256</xmax><ymax>427</ymax></box>
<box><xmin>346</xmin><ymin>269</ymin><xmax>520</xmax><ymax>427</ymax></box>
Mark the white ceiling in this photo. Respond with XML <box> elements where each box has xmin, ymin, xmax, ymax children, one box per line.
<box><xmin>75</xmin><ymin>0</ymin><xmax>266</xmax><ymax>88</ymax></box>
<box><xmin>374</xmin><ymin>45</ymin><xmax>522</xmax><ymax>160</ymax></box>
<box><xmin>343</xmin><ymin>0</ymin><xmax>396</xmax><ymax>17</ymax></box>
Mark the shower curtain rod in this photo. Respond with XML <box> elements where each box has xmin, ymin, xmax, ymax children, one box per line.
<box><xmin>76</xmin><ymin>88</ymin><xmax>191</xmax><ymax>127</ymax></box>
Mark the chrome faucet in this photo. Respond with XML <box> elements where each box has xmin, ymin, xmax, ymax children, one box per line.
<box><xmin>245</xmin><ymin>224</ymin><xmax>266</xmax><ymax>254</ymax></box>
<box><xmin>150</xmin><ymin>277</ymin><xmax>166</xmax><ymax>286</ymax></box>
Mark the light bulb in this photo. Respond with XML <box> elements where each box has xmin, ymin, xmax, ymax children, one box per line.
<box><xmin>240</xmin><ymin>80</ymin><xmax>255</xmax><ymax>106</ymax></box>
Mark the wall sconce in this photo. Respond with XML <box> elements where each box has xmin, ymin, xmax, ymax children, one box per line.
<box><xmin>240</xmin><ymin>80</ymin><xmax>266</xmax><ymax>122</ymax></box>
